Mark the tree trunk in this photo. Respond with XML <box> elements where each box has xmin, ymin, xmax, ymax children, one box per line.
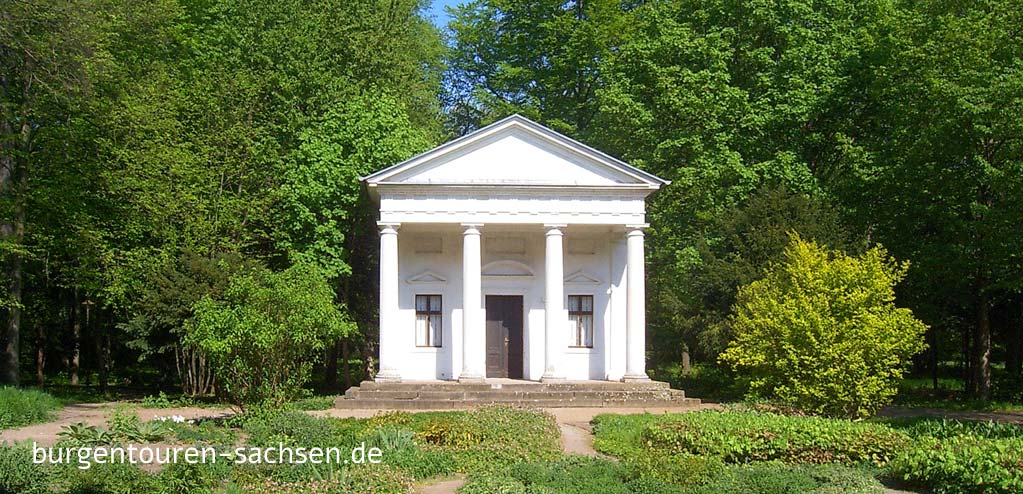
<box><xmin>342</xmin><ymin>338</ymin><xmax>351</xmax><ymax>390</ymax></box>
<box><xmin>681</xmin><ymin>349</ymin><xmax>691</xmax><ymax>375</ymax></box>
<box><xmin>35</xmin><ymin>321</ymin><xmax>44</xmax><ymax>387</ymax></box>
<box><xmin>71</xmin><ymin>288</ymin><xmax>81</xmax><ymax>386</ymax></box>
<box><xmin>0</xmin><ymin>120</ymin><xmax>29</xmax><ymax>385</ymax></box>
<box><xmin>325</xmin><ymin>341</ymin><xmax>339</xmax><ymax>392</ymax></box>
<box><xmin>971</xmin><ymin>291</ymin><xmax>992</xmax><ymax>400</ymax></box>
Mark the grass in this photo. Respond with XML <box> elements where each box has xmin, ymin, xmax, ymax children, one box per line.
<box><xmin>0</xmin><ymin>386</ymin><xmax>62</xmax><ymax>430</ymax></box>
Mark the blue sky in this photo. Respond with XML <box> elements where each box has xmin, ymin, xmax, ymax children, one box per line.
<box><xmin>425</xmin><ymin>0</ymin><xmax>464</xmax><ymax>29</ymax></box>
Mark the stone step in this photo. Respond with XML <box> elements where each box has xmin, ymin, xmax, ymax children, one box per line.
<box><xmin>354</xmin><ymin>380</ymin><xmax>670</xmax><ymax>393</ymax></box>
<box><xmin>345</xmin><ymin>389</ymin><xmax>680</xmax><ymax>402</ymax></box>
<box><xmin>334</xmin><ymin>396</ymin><xmax>701</xmax><ymax>410</ymax></box>
<box><xmin>335</xmin><ymin>379</ymin><xmax>695</xmax><ymax>410</ymax></box>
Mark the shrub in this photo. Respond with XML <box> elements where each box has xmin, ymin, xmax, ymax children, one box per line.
<box><xmin>187</xmin><ymin>263</ymin><xmax>353</xmax><ymax>409</ymax></box>
<box><xmin>0</xmin><ymin>386</ymin><xmax>61</xmax><ymax>430</ymax></box>
<box><xmin>719</xmin><ymin>236</ymin><xmax>928</xmax><ymax>418</ymax></box>
<box><xmin>890</xmin><ymin>434</ymin><xmax>1023</xmax><ymax>494</ymax></box>
<box><xmin>0</xmin><ymin>444</ymin><xmax>50</xmax><ymax>494</ymax></box>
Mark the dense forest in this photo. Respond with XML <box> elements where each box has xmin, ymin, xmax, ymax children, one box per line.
<box><xmin>1</xmin><ymin>0</ymin><xmax>1021</xmax><ymax>402</ymax></box>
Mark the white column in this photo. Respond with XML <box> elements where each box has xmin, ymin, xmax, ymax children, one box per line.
<box><xmin>623</xmin><ymin>225</ymin><xmax>650</xmax><ymax>382</ymax></box>
<box><xmin>459</xmin><ymin>223</ymin><xmax>485</xmax><ymax>382</ymax></box>
<box><xmin>376</xmin><ymin>222</ymin><xmax>401</xmax><ymax>382</ymax></box>
<box><xmin>542</xmin><ymin>224</ymin><xmax>566</xmax><ymax>381</ymax></box>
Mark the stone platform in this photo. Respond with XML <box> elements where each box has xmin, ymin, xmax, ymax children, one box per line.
<box><xmin>334</xmin><ymin>379</ymin><xmax>698</xmax><ymax>410</ymax></box>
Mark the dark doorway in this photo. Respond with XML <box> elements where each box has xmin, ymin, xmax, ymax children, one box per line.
<box><xmin>485</xmin><ymin>295</ymin><xmax>524</xmax><ymax>379</ymax></box>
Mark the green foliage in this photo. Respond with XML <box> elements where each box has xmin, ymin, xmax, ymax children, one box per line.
<box><xmin>0</xmin><ymin>386</ymin><xmax>62</xmax><ymax>430</ymax></box>
<box><xmin>460</xmin><ymin>456</ymin><xmax>881</xmax><ymax>494</ymax></box>
<box><xmin>0</xmin><ymin>444</ymin><xmax>51</xmax><ymax>494</ymax></box>
<box><xmin>649</xmin><ymin>363</ymin><xmax>743</xmax><ymax>403</ymax></box>
<box><xmin>593</xmin><ymin>410</ymin><xmax>908</xmax><ymax>467</ymax></box>
<box><xmin>719</xmin><ymin>236</ymin><xmax>928</xmax><ymax>417</ymax></box>
<box><xmin>156</xmin><ymin>458</ymin><xmax>231</xmax><ymax>494</ymax></box>
<box><xmin>58</xmin><ymin>461</ymin><xmax>158</xmax><ymax>494</ymax></box>
<box><xmin>57</xmin><ymin>412</ymin><xmax>170</xmax><ymax>447</ymax></box>
<box><xmin>292</xmin><ymin>395</ymin><xmax>339</xmax><ymax>411</ymax></box>
<box><xmin>891</xmin><ymin>435</ymin><xmax>1023</xmax><ymax>494</ymax></box>
<box><xmin>343</xmin><ymin>464</ymin><xmax>414</xmax><ymax>494</ymax></box>
<box><xmin>684</xmin><ymin>463</ymin><xmax>883</xmax><ymax>494</ymax></box>
<box><xmin>410</xmin><ymin>406</ymin><xmax>562</xmax><ymax>472</ymax></box>
<box><xmin>187</xmin><ymin>263</ymin><xmax>353</xmax><ymax>408</ymax></box>
<box><xmin>243</xmin><ymin>411</ymin><xmax>364</xmax><ymax>450</ymax></box>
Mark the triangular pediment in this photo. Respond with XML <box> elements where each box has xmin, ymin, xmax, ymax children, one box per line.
<box><xmin>406</xmin><ymin>271</ymin><xmax>447</xmax><ymax>284</ymax></box>
<box><xmin>363</xmin><ymin>115</ymin><xmax>667</xmax><ymax>188</ymax></box>
<box><xmin>565</xmin><ymin>270</ymin><xmax>602</xmax><ymax>285</ymax></box>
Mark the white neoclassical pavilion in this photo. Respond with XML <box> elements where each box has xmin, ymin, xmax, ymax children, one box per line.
<box><xmin>362</xmin><ymin>115</ymin><xmax>668</xmax><ymax>383</ymax></box>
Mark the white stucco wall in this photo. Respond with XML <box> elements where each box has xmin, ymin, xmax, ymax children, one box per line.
<box><xmin>393</xmin><ymin>227</ymin><xmax>627</xmax><ymax>381</ymax></box>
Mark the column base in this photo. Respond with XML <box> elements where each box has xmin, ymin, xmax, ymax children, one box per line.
<box><xmin>457</xmin><ymin>373</ymin><xmax>485</xmax><ymax>383</ymax></box>
<box><xmin>375</xmin><ymin>370</ymin><xmax>402</xmax><ymax>383</ymax></box>
<box><xmin>621</xmin><ymin>373</ymin><xmax>650</xmax><ymax>383</ymax></box>
<box><xmin>540</xmin><ymin>370</ymin><xmax>565</xmax><ymax>382</ymax></box>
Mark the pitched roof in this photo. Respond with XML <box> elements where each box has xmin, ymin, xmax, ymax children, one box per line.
<box><xmin>361</xmin><ymin>114</ymin><xmax>669</xmax><ymax>188</ymax></box>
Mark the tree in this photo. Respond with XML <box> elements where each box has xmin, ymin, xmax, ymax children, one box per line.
<box><xmin>446</xmin><ymin>0</ymin><xmax>628</xmax><ymax>135</ymax></box>
<box><xmin>653</xmin><ymin>185</ymin><xmax>860</xmax><ymax>364</ymax></box>
<box><xmin>720</xmin><ymin>236</ymin><xmax>928</xmax><ymax>418</ymax></box>
<box><xmin>1</xmin><ymin>0</ymin><xmax>113</xmax><ymax>384</ymax></box>
<box><xmin>187</xmin><ymin>263</ymin><xmax>353</xmax><ymax>408</ymax></box>
<box><xmin>850</xmin><ymin>0</ymin><xmax>1023</xmax><ymax>399</ymax></box>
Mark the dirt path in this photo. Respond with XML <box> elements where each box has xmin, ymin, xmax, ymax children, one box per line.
<box><xmin>415</xmin><ymin>475</ymin><xmax>466</xmax><ymax>494</ymax></box>
<box><xmin>0</xmin><ymin>402</ymin><xmax>234</xmax><ymax>446</ymax></box>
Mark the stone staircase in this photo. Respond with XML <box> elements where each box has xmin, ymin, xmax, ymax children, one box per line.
<box><xmin>334</xmin><ymin>379</ymin><xmax>699</xmax><ymax>409</ymax></box>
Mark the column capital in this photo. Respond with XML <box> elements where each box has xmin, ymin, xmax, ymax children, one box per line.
<box><xmin>377</xmin><ymin>222</ymin><xmax>400</xmax><ymax>234</ymax></box>
<box><xmin>543</xmin><ymin>224</ymin><xmax>567</xmax><ymax>235</ymax></box>
<box><xmin>460</xmin><ymin>223</ymin><xmax>483</xmax><ymax>235</ymax></box>
<box><xmin>625</xmin><ymin>224</ymin><xmax>648</xmax><ymax>237</ymax></box>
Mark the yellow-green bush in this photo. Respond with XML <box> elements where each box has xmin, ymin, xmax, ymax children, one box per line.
<box><xmin>719</xmin><ymin>236</ymin><xmax>928</xmax><ymax>418</ymax></box>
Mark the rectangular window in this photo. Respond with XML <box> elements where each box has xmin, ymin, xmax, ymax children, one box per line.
<box><xmin>568</xmin><ymin>295</ymin><xmax>593</xmax><ymax>348</ymax></box>
<box><xmin>415</xmin><ymin>295</ymin><xmax>442</xmax><ymax>347</ymax></box>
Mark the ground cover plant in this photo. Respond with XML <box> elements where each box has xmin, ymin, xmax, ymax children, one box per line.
<box><xmin>0</xmin><ymin>386</ymin><xmax>62</xmax><ymax>430</ymax></box>
<box><xmin>458</xmin><ymin>456</ymin><xmax>884</xmax><ymax>494</ymax></box>
<box><xmin>593</xmin><ymin>409</ymin><xmax>909</xmax><ymax>467</ymax></box>
<box><xmin>593</xmin><ymin>409</ymin><xmax>1023</xmax><ymax>494</ymax></box>
<box><xmin>882</xmin><ymin>418</ymin><xmax>1023</xmax><ymax>494</ymax></box>
<box><xmin>3</xmin><ymin>405</ymin><xmax>560</xmax><ymax>494</ymax></box>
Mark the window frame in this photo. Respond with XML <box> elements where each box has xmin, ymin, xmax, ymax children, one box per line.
<box><xmin>567</xmin><ymin>294</ymin><xmax>594</xmax><ymax>348</ymax></box>
<box><xmin>415</xmin><ymin>294</ymin><xmax>443</xmax><ymax>348</ymax></box>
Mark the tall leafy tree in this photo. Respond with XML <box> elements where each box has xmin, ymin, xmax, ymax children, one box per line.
<box><xmin>853</xmin><ymin>0</ymin><xmax>1023</xmax><ymax>398</ymax></box>
<box><xmin>1</xmin><ymin>0</ymin><xmax>113</xmax><ymax>384</ymax></box>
